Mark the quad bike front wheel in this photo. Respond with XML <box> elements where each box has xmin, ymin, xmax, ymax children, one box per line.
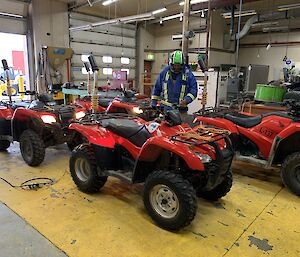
<box><xmin>20</xmin><ymin>129</ymin><xmax>45</xmax><ymax>166</ymax></box>
<box><xmin>143</xmin><ymin>170</ymin><xmax>197</xmax><ymax>230</ymax></box>
<box><xmin>0</xmin><ymin>140</ymin><xmax>10</xmax><ymax>151</ymax></box>
<box><xmin>281</xmin><ymin>152</ymin><xmax>300</xmax><ymax>196</ymax></box>
<box><xmin>198</xmin><ymin>169</ymin><xmax>233</xmax><ymax>201</ymax></box>
<box><xmin>70</xmin><ymin>144</ymin><xmax>107</xmax><ymax>193</ymax></box>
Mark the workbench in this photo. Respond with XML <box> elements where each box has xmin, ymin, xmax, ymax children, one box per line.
<box><xmin>62</xmin><ymin>88</ymin><xmax>122</xmax><ymax>104</ymax></box>
<box><xmin>241</xmin><ymin>102</ymin><xmax>287</xmax><ymax>115</ymax></box>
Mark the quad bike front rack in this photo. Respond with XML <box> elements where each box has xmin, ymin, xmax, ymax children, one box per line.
<box><xmin>171</xmin><ymin>126</ymin><xmax>230</xmax><ymax>145</ymax></box>
<box><xmin>170</xmin><ymin>126</ymin><xmax>233</xmax><ymax>163</ymax></box>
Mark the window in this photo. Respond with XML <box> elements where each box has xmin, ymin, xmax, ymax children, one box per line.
<box><xmin>121</xmin><ymin>57</ymin><xmax>130</xmax><ymax>65</ymax></box>
<box><xmin>121</xmin><ymin>69</ymin><xmax>129</xmax><ymax>75</ymax></box>
<box><xmin>102</xmin><ymin>56</ymin><xmax>112</xmax><ymax>63</ymax></box>
<box><xmin>103</xmin><ymin>68</ymin><xmax>113</xmax><ymax>75</ymax></box>
<box><xmin>81</xmin><ymin>54</ymin><xmax>89</xmax><ymax>62</ymax></box>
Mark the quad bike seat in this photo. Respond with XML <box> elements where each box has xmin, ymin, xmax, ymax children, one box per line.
<box><xmin>101</xmin><ymin>118</ymin><xmax>150</xmax><ymax>147</ymax></box>
<box><xmin>98</xmin><ymin>98</ymin><xmax>112</xmax><ymax>108</ymax></box>
<box><xmin>224</xmin><ymin>114</ymin><xmax>262</xmax><ymax>128</ymax></box>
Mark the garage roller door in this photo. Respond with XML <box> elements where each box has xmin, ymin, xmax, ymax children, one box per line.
<box><xmin>69</xmin><ymin>12</ymin><xmax>136</xmax><ymax>84</ymax></box>
<box><xmin>0</xmin><ymin>0</ymin><xmax>28</xmax><ymax>35</ymax></box>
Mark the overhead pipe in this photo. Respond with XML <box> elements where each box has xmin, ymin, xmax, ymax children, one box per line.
<box><xmin>191</xmin><ymin>0</ymin><xmax>259</xmax><ymax>11</ymax></box>
<box><xmin>181</xmin><ymin>0</ymin><xmax>191</xmax><ymax>65</ymax></box>
<box><xmin>229</xmin><ymin>5</ymin><xmax>235</xmax><ymax>36</ymax></box>
<box><xmin>232</xmin><ymin>11</ymin><xmax>288</xmax><ymax>40</ymax></box>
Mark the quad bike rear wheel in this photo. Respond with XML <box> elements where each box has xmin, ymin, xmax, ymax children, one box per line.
<box><xmin>281</xmin><ymin>152</ymin><xmax>300</xmax><ymax>196</ymax></box>
<box><xmin>0</xmin><ymin>140</ymin><xmax>10</xmax><ymax>151</ymax></box>
<box><xmin>70</xmin><ymin>144</ymin><xmax>107</xmax><ymax>193</ymax></box>
<box><xmin>143</xmin><ymin>170</ymin><xmax>197</xmax><ymax>230</ymax></box>
<box><xmin>20</xmin><ymin>129</ymin><xmax>45</xmax><ymax>166</ymax></box>
<box><xmin>198</xmin><ymin>170</ymin><xmax>233</xmax><ymax>201</ymax></box>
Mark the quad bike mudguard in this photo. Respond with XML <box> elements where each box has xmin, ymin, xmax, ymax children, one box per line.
<box><xmin>137</xmin><ymin>136</ymin><xmax>205</xmax><ymax>171</ymax></box>
<box><xmin>194</xmin><ymin>116</ymin><xmax>239</xmax><ymax>134</ymax></box>
<box><xmin>68</xmin><ymin>123</ymin><xmax>116</xmax><ymax>148</ymax></box>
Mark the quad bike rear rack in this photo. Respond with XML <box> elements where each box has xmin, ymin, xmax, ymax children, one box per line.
<box><xmin>195</xmin><ymin>107</ymin><xmax>237</xmax><ymax>118</ymax></box>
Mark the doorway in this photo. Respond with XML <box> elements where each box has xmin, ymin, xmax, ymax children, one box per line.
<box><xmin>144</xmin><ymin>60</ymin><xmax>153</xmax><ymax>96</ymax></box>
<box><xmin>0</xmin><ymin>32</ymin><xmax>29</xmax><ymax>100</ymax></box>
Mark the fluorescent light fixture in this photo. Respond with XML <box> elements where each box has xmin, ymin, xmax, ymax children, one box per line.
<box><xmin>179</xmin><ymin>0</ymin><xmax>208</xmax><ymax>6</ymax></box>
<box><xmin>102</xmin><ymin>0</ymin><xmax>118</xmax><ymax>6</ymax></box>
<box><xmin>152</xmin><ymin>9</ymin><xmax>207</xmax><ymax>24</ymax></box>
<box><xmin>0</xmin><ymin>12</ymin><xmax>23</xmax><ymax>19</ymax></box>
<box><xmin>222</xmin><ymin>10</ymin><xmax>256</xmax><ymax>19</ymax></box>
<box><xmin>278</xmin><ymin>3</ymin><xmax>300</xmax><ymax>11</ymax></box>
<box><xmin>262</xmin><ymin>26</ymin><xmax>288</xmax><ymax>33</ymax></box>
<box><xmin>251</xmin><ymin>21</ymin><xmax>279</xmax><ymax>28</ymax></box>
<box><xmin>70</xmin><ymin>12</ymin><xmax>155</xmax><ymax>31</ymax></box>
<box><xmin>172</xmin><ymin>34</ymin><xmax>183</xmax><ymax>40</ymax></box>
<box><xmin>162</xmin><ymin>13</ymin><xmax>182</xmax><ymax>21</ymax></box>
<box><xmin>152</xmin><ymin>7</ymin><xmax>167</xmax><ymax>15</ymax></box>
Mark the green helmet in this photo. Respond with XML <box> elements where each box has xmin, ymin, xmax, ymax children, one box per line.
<box><xmin>169</xmin><ymin>50</ymin><xmax>184</xmax><ymax>74</ymax></box>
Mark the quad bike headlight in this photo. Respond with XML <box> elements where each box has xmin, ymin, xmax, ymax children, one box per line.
<box><xmin>75</xmin><ymin>111</ymin><xmax>86</xmax><ymax>120</ymax></box>
<box><xmin>195</xmin><ymin>152</ymin><xmax>212</xmax><ymax>163</ymax></box>
<box><xmin>41</xmin><ymin>114</ymin><xmax>56</xmax><ymax>124</ymax></box>
<box><xmin>132</xmin><ymin>107</ymin><xmax>143</xmax><ymax>114</ymax></box>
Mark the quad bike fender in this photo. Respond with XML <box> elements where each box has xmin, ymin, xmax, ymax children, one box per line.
<box><xmin>0</xmin><ymin>106</ymin><xmax>13</xmax><ymax>119</ymax></box>
<box><xmin>268</xmin><ymin>123</ymin><xmax>300</xmax><ymax>165</ymax></box>
<box><xmin>12</xmin><ymin>108</ymin><xmax>59</xmax><ymax>141</ymax></box>
<box><xmin>276</xmin><ymin>123</ymin><xmax>300</xmax><ymax>139</ymax></box>
<box><xmin>68</xmin><ymin>123</ymin><xmax>115</xmax><ymax>148</ymax></box>
<box><xmin>194</xmin><ymin>116</ymin><xmax>239</xmax><ymax>134</ymax></box>
<box><xmin>137</xmin><ymin>136</ymin><xmax>205</xmax><ymax>171</ymax></box>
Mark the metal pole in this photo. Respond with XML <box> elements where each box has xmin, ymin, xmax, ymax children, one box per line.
<box><xmin>182</xmin><ymin>0</ymin><xmax>190</xmax><ymax>65</ymax></box>
<box><xmin>202</xmin><ymin>0</ymin><xmax>211</xmax><ymax>111</ymax></box>
<box><xmin>235</xmin><ymin>0</ymin><xmax>243</xmax><ymax>109</ymax></box>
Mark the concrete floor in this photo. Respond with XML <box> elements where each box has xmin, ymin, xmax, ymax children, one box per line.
<box><xmin>0</xmin><ymin>143</ymin><xmax>299</xmax><ymax>257</ymax></box>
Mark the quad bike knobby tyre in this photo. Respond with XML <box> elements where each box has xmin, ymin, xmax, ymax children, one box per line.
<box><xmin>70</xmin><ymin>144</ymin><xmax>107</xmax><ymax>193</ymax></box>
<box><xmin>281</xmin><ymin>152</ymin><xmax>300</xmax><ymax>196</ymax></box>
<box><xmin>198</xmin><ymin>169</ymin><xmax>233</xmax><ymax>201</ymax></box>
<box><xmin>0</xmin><ymin>140</ymin><xmax>10</xmax><ymax>151</ymax></box>
<box><xmin>143</xmin><ymin>170</ymin><xmax>197</xmax><ymax>230</ymax></box>
<box><xmin>20</xmin><ymin>129</ymin><xmax>45</xmax><ymax>166</ymax></box>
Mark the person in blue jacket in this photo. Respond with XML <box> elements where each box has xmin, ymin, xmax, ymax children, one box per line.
<box><xmin>151</xmin><ymin>50</ymin><xmax>198</xmax><ymax>111</ymax></box>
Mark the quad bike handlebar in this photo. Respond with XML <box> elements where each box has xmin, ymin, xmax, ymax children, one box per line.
<box><xmin>83</xmin><ymin>62</ymin><xmax>91</xmax><ymax>73</ymax></box>
<box><xmin>88</xmin><ymin>55</ymin><xmax>99</xmax><ymax>72</ymax></box>
<box><xmin>1</xmin><ymin>59</ymin><xmax>9</xmax><ymax>70</ymax></box>
<box><xmin>283</xmin><ymin>99</ymin><xmax>300</xmax><ymax>117</ymax></box>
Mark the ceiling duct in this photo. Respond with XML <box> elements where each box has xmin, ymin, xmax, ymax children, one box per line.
<box><xmin>232</xmin><ymin>11</ymin><xmax>288</xmax><ymax>40</ymax></box>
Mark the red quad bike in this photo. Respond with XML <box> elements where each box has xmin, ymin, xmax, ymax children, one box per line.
<box><xmin>75</xmin><ymin>90</ymin><xmax>151</xmax><ymax>119</ymax></box>
<box><xmin>194</xmin><ymin>100</ymin><xmax>300</xmax><ymax>196</ymax></box>
<box><xmin>69</xmin><ymin>108</ymin><xmax>234</xmax><ymax>230</ymax></box>
<box><xmin>74</xmin><ymin>57</ymin><xmax>151</xmax><ymax>119</ymax></box>
<box><xmin>0</xmin><ymin>59</ymin><xmax>86</xmax><ymax>166</ymax></box>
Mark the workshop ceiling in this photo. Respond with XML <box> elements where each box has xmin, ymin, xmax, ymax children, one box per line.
<box><xmin>57</xmin><ymin>0</ymin><xmax>300</xmax><ymax>18</ymax></box>
<box><xmin>55</xmin><ymin>0</ymin><xmax>300</xmax><ymax>32</ymax></box>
